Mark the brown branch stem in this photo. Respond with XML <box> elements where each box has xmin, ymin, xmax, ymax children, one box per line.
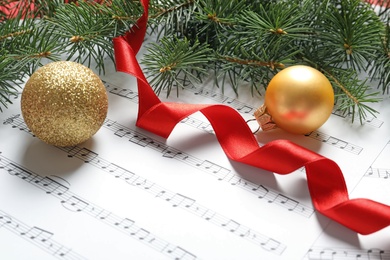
<box><xmin>220</xmin><ymin>56</ymin><xmax>285</xmax><ymax>70</ymax></box>
<box><xmin>149</xmin><ymin>0</ymin><xmax>195</xmax><ymax>19</ymax></box>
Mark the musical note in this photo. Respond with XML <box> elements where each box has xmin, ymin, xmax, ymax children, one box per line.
<box><xmin>271</xmin><ymin>194</ymin><xmax>299</xmax><ymax>211</ymax></box>
<box><xmin>198</xmin><ymin>122</ymin><xmax>214</xmax><ymax>134</ymax></box>
<box><xmin>166</xmin><ymin>194</ymin><xmax>195</xmax><ymax>208</ymax></box>
<box><xmin>305</xmin><ymin>131</ymin><xmax>362</xmax><ymax>155</ymax></box>
<box><xmin>132</xmin><ymin>228</ymin><xmax>150</xmax><ymax>240</ymax></box>
<box><xmin>368</xmin><ymin>248</ymin><xmax>385</xmax><ymax>259</ymax></box>
<box><xmin>328</xmin><ymin>137</ymin><xmax>347</xmax><ymax>149</ymax></box>
<box><xmin>306</xmin><ymin>247</ymin><xmax>390</xmax><ymax>260</ymax></box>
<box><xmin>221</xmin><ymin>97</ymin><xmax>256</xmax><ymax>114</ymax></box>
<box><xmin>0</xmin><ymin>210</ymin><xmax>86</xmax><ymax>259</ymax></box>
<box><xmin>8</xmin><ymin>115</ymin><xmax>26</xmax><ymax>130</ymax></box>
<box><xmin>0</xmin><ymin>214</ymin><xmax>13</xmax><ymax>227</ymax></box>
<box><xmin>74</xmin><ymin>148</ymin><xmax>98</xmax><ymax>163</ymax></box>
<box><xmin>7</xmin><ymin>163</ymin><xmax>35</xmax><ymax>181</ymax></box>
<box><xmin>201</xmin><ymin>210</ymin><xmax>216</xmax><ymax>221</ymax></box>
<box><xmin>217</xmin><ymin>171</ymin><xmax>234</xmax><ymax>181</ymax></box>
<box><xmin>114</xmin><ymin>128</ymin><xmax>130</xmax><ymax>137</ymax></box>
<box><xmin>381</xmin><ymin>169</ymin><xmax>390</xmax><ymax>179</ymax></box>
<box><xmin>104</xmin><ymin>80</ymin><xmax>257</xmax><ymax>120</ymax></box>
<box><xmin>20</xmin><ymin>226</ymin><xmax>54</xmax><ymax>242</ymax></box>
<box><xmin>195</xmin><ymin>160</ymin><xmax>230</xmax><ymax>178</ymax></box>
<box><xmin>365</xmin><ymin>167</ymin><xmax>375</xmax><ymax>177</ymax></box>
<box><xmin>33</xmin><ymin>176</ymin><xmax>69</xmax><ymax>195</ymax></box>
<box><xmin>317</xmin><ymin>132</ymin><xmax>331</xmax><ymax>142</ymax></box>
<box><xmin>252</xmin><ymin>184</ymin><xmax>269</xmax><ymax>199</ymax></box>
<box><xmin>84</xmin><ymin>119</ymin><xmax>314</xmax><ymax>217</ymax></box>
<box><xmin>118</xmin><ymin>88</ymin><xmax>134</xmax><ymax>98</ymax></box>
<box><xmin>162</xmin><ymin>149</ymin><xmax>183</xmax><ymax>159</ymax></box>
<box><xmin>0</xmin><ymin>155</ymin><xmax>197</xmax><ymax>259</ymax></box>
<box><xmin>236</xmin><ymin>104</ymin><xmax>253</xmax><ymax>114</ymax></box>
<box><xmin>2</xmin><ymin>114</ymin><xmax>315</xmax><ymax>217</ymax></box>
<box><xmin>103</xmin><ymin>81</ymin><xmax>139</xmax><ymax>101</ymax></box>
<box><xmin>61</xmin><ymin>196</ymin><xmax>89</xmax><ymax>212</ymax></box>
<box><xmin>130</xmin><ymin>176</ymin><xmax>153</xmax><ymax>189</ymax></box>
<box><xmin>364</xmin><ymin>116</ymin><xmax>384</xmax><ymax>128</ymax></box>
<box><xmin>103</xmin><ymin>119</ymin><xmax>115</xmax><ymax>128</ymax></box>
<box><xmin>221</xmin><ymin>219</ymin><xmax>240</xmax><ymax>232</ymax></box>
<box><xmin>7</xmin><ymin>109</ymin><xmax>312</xmax><ymax>219</ymax></box>
<box><xmin>239</xmin><ymin>228</ymin><xmax>252</xmax><ymax>238</ymax></box>
<box><xmin>194</xmin><ymin>88</ymin><xmax>209</xmax><ymax>96</ymax></box>
<box><xmin>364</xmin><ymin>141</ymin><xmax>390</xmax><ymax>180</ymax></box>
<box><xmin>130</xmin><ymin>134</ymin><xmax>154</xmax><ymax>147</ymax></box>
<box><xmin>163</xmin><ymin>246</ymin><xmax>197</xmax><ymax>260</ymax></box>
<box><xmin>100</xmin><ymin>162</ymin><xmax>119</xmax><ymax>173</ymax></box>
<box><xmin>2</xmin><ymin>114</ymin><xmax>20</xmax><ymax>125</ymax></box>
<box><xmin>139</xmin><ymin>179</ymin><xmax>155</xmax><ymax>189</ymax></box>
<box><xmin>91</xmin><ymin>208</ymin><xmax>112</xmax><ymax>220</ymax></box>
<box><xmin>333</xmin><ymin>107</ymin><xmax>384</xmax><ymax>128</ymax></box>
<box><xmin>238</xmin><ymin>228</ymin><xmax>260</xmax><ymax>241</ymax></box>
<box><xmin>365</xmin><ymin>167</ymin><xmax>390</xmax><ymax>179</ymax></box>
<box><xmin>115</xmin><ymin>218</ymin><xmax>135</xmax><ymax>230</ymax></box>
<box><xmin>154</xmin><ymin>189</ymin><xmax>166</xmax><ymax>198</ymax></box>
<box><xmin>53</xmin><ymin>247</ymin><xmax>73</xmax><ymax>258</ymax></box>
<box><xmin>0</xmin><ymin>157</ymin><xmax>4</xmax><ymax>169</ymax></box>
<box><xmin>229</xmin><ymin>175</ymin><xmax>245</xmax><ymax>186</ymax></box>
<box><xmin>260</xmin><ymin>238</ymin><xmax>284</xmax><ymax>253</ymax></box>
<box><xmin>180</xmin><ymin>117</ymin><xmax>190</xmax><ymax>124</ymax></box>
<box><xmin>108</xmin><ymin>164</ymin><xmax>134</xmax><ymax>180</ymax></box>
<box><xmin>147</xmin><ymin>140</ymin><xmax>168</xmax><ymax>154</ymax></box>
<box><xmin>2</xmin><ymin>119</ymin><xmax>289</xmax><ymax>255</ymax></box>
<box><xmin>1</xmin><ymin>76</ymin><xmax>378</xmax><ymax>258</ymax></box>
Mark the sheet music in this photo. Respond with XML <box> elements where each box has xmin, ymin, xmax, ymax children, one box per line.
<box><xmin>1</xmin><ymin>54</ymin><xmax>390</xmax><ymax>259</ymax></box>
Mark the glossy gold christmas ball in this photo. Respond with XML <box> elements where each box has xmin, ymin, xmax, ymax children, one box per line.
<box><xmin>265</xmin><ymin>65</ymin><xmax>334</xmax><ymax>134</ymax></box>
<box><xmin>21</xmin><ymin>61</ymin><xmax>108</xmax><ymax>147</ymax></box>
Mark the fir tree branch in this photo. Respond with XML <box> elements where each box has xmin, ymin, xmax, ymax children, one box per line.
<box><xmin>0</xmin><ymin>0</ymin><xmax>143</xmax><ymax>110</ymax></box>
<box><xmin>150</xmin><ymin>0</ymin><xmax>195</xmax><ymax>19</ymax></box>
<box><xmin>43</xmin><ymin>0</ymin><xmax>142</xmax><ymax>73</ymax></box>
<box><xmin>0</xmin><ymin>0</ymin><xmax>389</xmax><ymax>125</ymax></box>
<box><xmin>148</xmin><ymin>0</ymin><xmax>198</xmax><ymax>39</ymax></box>
<box><xmin>313</xmin><ymin>63</ymin><xmax>380</xmax><ymax>123</ymax></box>
<box><xmin>218</xmin><ymin>56</ymin><xmax>285</xmax><ymax>70</ymax></box>
<box><xmin>315</xmin><ymin>0</ymin><xmax>384</xmax><ymax>70</ymax></box>
<box><xmin>141</xmin><ymin>36</ymin><xmax>212</xmax><ymax>96</ymax></box>
<box><xmin>236</xmin><ymin>1</ymin><xmax>313</xmax><ymax>41</ymax></box>
<box><xmin>369</xmin><ymin>20</ymin><xmax>390</xmax><ymax>94</ymax></box>
<box><xmin>0</xmin><ymin>54</ymin><xmax>23</xmax><ymax>111</ymax></box>
<box><xmin>330</xmin><ymin>70</ymin><xmax>380</xmax><ymax>123</ymax></box>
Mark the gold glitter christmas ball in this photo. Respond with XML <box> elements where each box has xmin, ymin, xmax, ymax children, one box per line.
<box><xmin>21</xmin><ymin>61</ymin><xmax>108</xmax><ymax>147</ymax></box>
<box><xmin>265</xmin><ymin>65</ymin><xmax>334</xmax><ymax>134</ymax></box>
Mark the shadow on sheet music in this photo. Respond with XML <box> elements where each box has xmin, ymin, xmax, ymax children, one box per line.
<box><xmin>19</xmin><ymin>135</ymin><xmax>97</xmax><ymax>177</ymax></box>
<box><xmin>254</xmin><ymin>127</ymin><xmax>324</xmax><ymax>153</ymax></box>
<box><xmin>322</xmin><ymin>216</ymin><xmax>390</xmax><ymax>251</ymax></box>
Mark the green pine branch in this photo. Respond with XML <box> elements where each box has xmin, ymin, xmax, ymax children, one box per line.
<box><xmin>144</xmin><ymin>0</ymin><xmax>389</xmax><ymax>122</ymax></box>
<box><xmin>142</xmin><ymin>36</ymin><xmax>212</xmax><ymax>96</ymax></box>
<box><xmin>0</xmin><ymin>53</ymin><xmax>22</xmax><ymax>111</ymax></box>
<box><xmin>370</xmin><ymin>18</ymin><xmax>390</xmax><ymax>94</ymax></box>
<box><xmin>321</xmin><ymin>67</ymin><xmax>380</xmax><ymax>123</ymax></box>
<box><xmin>1</xmin><ymin>0</ymin><xmax>390</xmax><ymax>125</ymax></box>
<box><xmin>0</xmin><ymin>0</ymin><xmax>142</xmax><ymax>111</ymax></box>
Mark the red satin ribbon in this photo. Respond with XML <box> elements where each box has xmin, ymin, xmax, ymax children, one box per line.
<box><xmin>113</xmin><ymin>0</ymin><xmax>390</xmax><ymax>235</ymax></box>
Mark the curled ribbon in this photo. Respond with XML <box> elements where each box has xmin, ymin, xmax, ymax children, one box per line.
<box><xmin>113</xmin><ymin>0</ymin><xmax>390</xmax><ymax>235</ymax></box>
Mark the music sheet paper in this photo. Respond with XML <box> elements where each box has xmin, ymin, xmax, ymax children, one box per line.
<box><xmin>1</xmin><ymin>51</ymin><xmax>390</xmax><ymax>260</ymax></box>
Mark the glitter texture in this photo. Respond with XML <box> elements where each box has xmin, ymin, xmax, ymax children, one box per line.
<box><xmin>21</xmin><ymin>61</ymin><xmax>109</xmax><ymax>147</ymax></box>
